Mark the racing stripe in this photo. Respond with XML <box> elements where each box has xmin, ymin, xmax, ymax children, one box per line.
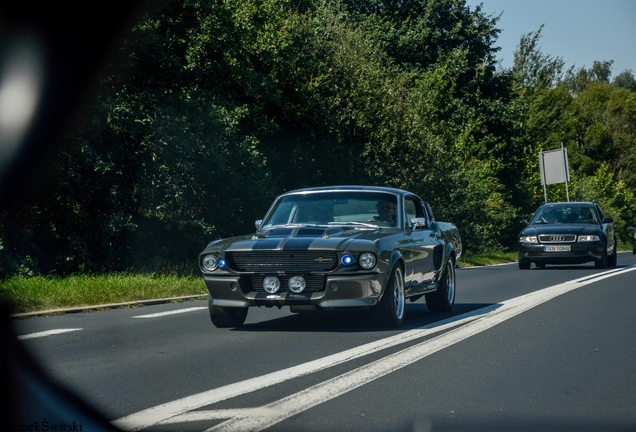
<box><xmin>252</xmin><ymin>239</ymin><xmax>285</xmax><ymax>250</ymax></box>
<box><xmin>281</xmin><ymin>237</ymin><xmax>316</xmax><ymax>251</ymax></box>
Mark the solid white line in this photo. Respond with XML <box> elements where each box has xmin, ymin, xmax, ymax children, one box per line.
<box><xmin>17</xmin><ymin>328</ymin><xmax>82</xmax><ymax>340</ymax></box>
<box><xmin>114</xmin><ymin>265</ymin><xmax>636</xmax><ymax>431</ymax></box>
<box><xmin>112</xmin><ymin>309</ymin><xmax>493</xmax><ymax>431</ymax></box>
<box><xmin>132</xmin><ymin>307</ymin><xmax>208</xmax><ymax>319</ymax></box>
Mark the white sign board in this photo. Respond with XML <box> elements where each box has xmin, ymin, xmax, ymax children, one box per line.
<box><xmin>539</xmin><ymin>148</ymin><xmax>570</xmax><ymax>185</ymax></box>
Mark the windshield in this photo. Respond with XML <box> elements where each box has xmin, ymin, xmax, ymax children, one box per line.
<box><xmin>530</xmin><ymin>205</ymin><xmax>598</xmax><ymax>224</ymax></box>
<box><xmin>261</xmin><ymin>191</ymin><xmax>399</xmax><ymax>229</ymax></box>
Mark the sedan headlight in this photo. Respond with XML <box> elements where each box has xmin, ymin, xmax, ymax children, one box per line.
<box><xmin>519</xmin><ymin>236</ymin><xmax>538</xmax><ymax>244</ymax></box>
<box><xmin>201</xmin><ymin>254</ymin><xmax>219</xmax><ymax>272</ymax></box>
<box><xmin>577</xmin><ymin>235</ymin><xmax>600</xmax><ymax>242</ymax></box>
<box><xmin>359</xmin><ymin>252</ymin><xmax>377</xmax><ymax>270</ymax></box>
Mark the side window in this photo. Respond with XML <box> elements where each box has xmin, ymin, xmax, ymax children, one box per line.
<box><xmin>424</xmin><ymin>202</ymin><xmax>435</xmax><ymax>222</ymax></box>
<box><xmin>404</xmin><ymin>197</ymin><xmax>425</xmax><ymax>226</ymax></box>
<box><xmin>594</xmin><ymin>205</ymin><xmax>605</xmax><ymax>223</ymax></box>
<box><xmin>404</xmin><ymin>198</ymin><xmax>418</xmax><ymax>228</ymax></box>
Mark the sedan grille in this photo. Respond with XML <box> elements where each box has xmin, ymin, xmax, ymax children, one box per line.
<box><xmin>538</xmin><ymin>234</ymin><xmax>576</xmax><ymax>243</ymax></box>
<box><xmin>228</xmin><ymin>251</ymin><xmax>338</xmax><ymax>272</ymax></box>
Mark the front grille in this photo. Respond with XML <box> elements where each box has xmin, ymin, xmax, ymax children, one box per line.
<box><xmin>539</xmin><ymin>234</ymin><xmax>576</xmax><ymax>243</ymax></box>
<box><xmin>249</xmin><ymin>275</ymin><xmax>325</xmax><ymax>293</ymax></box>
<box><xmin>228</xmin><ymin>251</ymin><xmax>338</xmax><ymax>272</ymax></box>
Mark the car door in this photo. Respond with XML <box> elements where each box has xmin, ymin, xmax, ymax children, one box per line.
<box><xmin>401</xmin><ymin>196</ymin><xmax>437</xmax><ymax>290</ymax></box>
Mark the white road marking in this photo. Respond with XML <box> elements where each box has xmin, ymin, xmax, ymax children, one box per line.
<box><xmin>132</xmin><ymin>307</ymin><xmax>208</xmax><ymax>319</ymax></box>
<box><xmin>114</xmin><ymin>266</ymin><xmax>636</xmax><ymax>431</ymax></box>
<box><xmin>17</xmin><ymin>328</ymin><xmax>82</xmax><ymax>340</ymax></box>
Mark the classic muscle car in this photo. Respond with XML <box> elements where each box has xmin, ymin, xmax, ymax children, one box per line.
<box><xmin>199</xmin><ymin>186</ymin><xmax>462</xmax><ymax>328</ymax></box>
<box><xmin>517</xmin><ymin>201</ymin><xmax>617</xmax><ymax>269</ymax></box>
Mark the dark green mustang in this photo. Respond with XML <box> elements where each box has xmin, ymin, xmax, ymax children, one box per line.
<box><xmin>199</xmin><ymin>186</ymin><xmax>462</xmax><ymax>328</ymax></box>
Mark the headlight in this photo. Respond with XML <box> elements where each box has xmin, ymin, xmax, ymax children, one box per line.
<box><xmin>359</xmin><ymin>252</ymin><xmax>376</xmax><ymax>269</ymax></box>
<box><xmin>519</xmin><ymin>236</ymin><xmax>538</xmax><ymax>244</ymax></box>
<box><xmin>201</xmin><ymin>254</ymin><xmax>219</xmax><ymax>272</ymax></box>
<box><xmin>577</xmin><ymin>235</ymin><xmax>600</xmax><ymax>242</ymax></box>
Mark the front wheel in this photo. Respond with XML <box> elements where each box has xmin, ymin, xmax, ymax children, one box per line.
<box><xmin>208</xmin><ymin>296</ymin><xmax>248</xmax><ymax>328</ymax></box>
<box><xmin>595</xmin><ymin>245</ymin><xmax>608</xmax><ymax>269</ymax></box>
<box><xmin>372</xmin><ymin>265</ymin><xmax>405</xmax><ymax>328</ymax></box>
<box><xmin>608</xmin><ymin>237</ymin><xmax>617</xmax><ymax>268</ymax></box>
<box><xmin>426</xmin><ymin>257</ymin><xmax>456</xmax><ymax>312</ymax></box>
<box><xmin>518</xmin><ymin>259</ymin><xmax>531</xmax><ymax>270</ymax></box>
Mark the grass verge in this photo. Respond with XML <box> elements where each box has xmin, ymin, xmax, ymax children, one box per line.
<box><xmin>0</xmin><ymin>273</ymin><xmax>206</xmax><ymax>315</ymax></box>
<box><xmin>457</xmin><ymin>252</ymin><xmax>517</xmax><ymax>268</ymax></box>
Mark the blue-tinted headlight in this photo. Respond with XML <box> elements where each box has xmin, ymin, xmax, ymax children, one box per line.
<box><xmin>218</xmin><ymin>258</ymin><xmax>226</xmax><ymax>268</ymax></box>
<box><xmin>341</xmin><ymin>254</ymin><xmax>354</xmax><ymax>266</ymax></box>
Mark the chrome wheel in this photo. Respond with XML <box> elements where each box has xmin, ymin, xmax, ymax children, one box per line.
<box><xmin>372</xmin><ymin>265</ymin><xmax>406</xmax><ymax>327</ymax></box>
<box><xmin>443</xmin><ymin>260</ymin><xmax>455</xmax><ymax>305</ymax></box>
<box><xmin>392</xmin><ymin>267</ymin><xmax>405</xmax><ymax>321</ymax></box>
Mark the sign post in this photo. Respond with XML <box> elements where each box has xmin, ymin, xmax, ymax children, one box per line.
<box><xmin>539</xmin><ymin>143</ymin><xmax>570</xmax><ymax>202</ymax></box>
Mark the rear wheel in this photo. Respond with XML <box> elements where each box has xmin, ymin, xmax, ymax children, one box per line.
<box><xmin>208</xmin><ymin>296</ymin><xmax>248</xmax><ymax>328</ymax></box>
<box><xmin>372</xmin><ymin>265</ymin><xmax>405</xmax><ymax>328</ymax></box>
<box><xmin>426</xmin><ymin>257</ymin><xmax>456</xmax><ymax>312</ymax></box>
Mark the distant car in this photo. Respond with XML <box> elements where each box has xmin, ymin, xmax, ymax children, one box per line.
<box><xmin>517</xmin><ymin>202</ymin><xmax>617</xmax><ymax>269</ymax></box>
<box><xmin>199</xmin><ymin>186</ymin><xmax>462</xmax><ymax>328</ymax></box>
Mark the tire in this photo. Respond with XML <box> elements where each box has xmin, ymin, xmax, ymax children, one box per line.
<box><xmin>208</xmin><ymin>296</ymin><xmax>248</xmax><ymax>328</ymax></box>
<box><xmin>535</xmin><ymin>262</ymin><xmax>546</xmax><ymax>269</ymax></box>
<box><xmin>607</xmin><ymin>237</ymin><xmax>617</xmax><ymax>268</ymax></box>
<box><xmin>425</xmin><ymin>257</ymin><xmax>456</xmax><ymax>312</ymax></box>
<box><xmin>518</xmin><ymin>260</ymin><xmax>531</xmax><ymax>270</ymax></box>
<box><xmin>595</xmin><ymin>245</ymin><xmax>608</xmax><ymax>269</ymax></box>
<box><xmin>372</xmin><ymin>265</ymin><xmax>405</xmax><ymax>328</ymax></box>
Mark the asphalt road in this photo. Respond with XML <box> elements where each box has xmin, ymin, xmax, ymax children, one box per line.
<box><xmin>11</xmin><ymin>253</ymin><xmax>636</xmax><ymax>431</ymax></box>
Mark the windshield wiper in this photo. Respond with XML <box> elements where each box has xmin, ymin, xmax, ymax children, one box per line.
<box><xmin>328</xmin><ymin>221</ymin><xmax>380</xmax><ymax>229</ymax></box>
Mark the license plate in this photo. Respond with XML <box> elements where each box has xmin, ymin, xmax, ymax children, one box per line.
<box><xmin>544</xmin><ymin>245</ymin><xmax>571</xmax><ymax>252</ymax></box>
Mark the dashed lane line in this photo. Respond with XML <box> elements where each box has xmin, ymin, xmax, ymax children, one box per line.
<box><xmin>17</xmin><ymin>328</ymin><xmax>83</xmax><ymax>340</ymax></box>
<box><xmin>132</xmin><ymin>307</ymin><xmax>208</xmax><ymax>319</ymax></box>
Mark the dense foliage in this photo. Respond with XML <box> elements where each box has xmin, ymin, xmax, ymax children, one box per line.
<box><xmin>1</xmin><ymin>0</ymin><xmax>635</xmax><ymax>277</ymax></box>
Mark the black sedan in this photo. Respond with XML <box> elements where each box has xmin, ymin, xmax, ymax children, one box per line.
<box><xmin>199</xmin><ymin>186</ymin><xmax>462</xmax><ymax>328</ymax></box>
<box><xmin>518</xmin><ymin>201</ymin><xmax>617</xmax><ymax>269</ymax></box>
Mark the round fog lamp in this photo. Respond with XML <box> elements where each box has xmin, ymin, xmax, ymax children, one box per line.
<box><xmin>263</xmin><ymin>276</ymin><xmax>280</xmax><ymax>293</ymax></box>
<box><xmin>341</xmin><ymin>254</ymin><xmax>354</xmax><ymax>266</ymax></box>
<box><xmin>288</xmin><ymin>276</ymin><xmax>307</xmax><ymax>293</ymax></box>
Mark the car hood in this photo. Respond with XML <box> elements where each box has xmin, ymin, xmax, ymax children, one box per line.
<box><xmin>203</xmin><ymin>225</ymin><xmax>397</xmax><ymax>253</ymax></box>
<box><xmin>520</xmin><ymin>224</ymin><xmax>601</xmax><ymax>237</ymax></box>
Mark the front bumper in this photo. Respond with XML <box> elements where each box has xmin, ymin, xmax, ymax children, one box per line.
<box><xmin>518</xmin><ymin>241</ymin><xmax>604</xmax><ymax>265</ymax></box>
<box><xmin>203</xmin><ymin>272</ymin><xmax>389</xmax><ymax>309</ymax></box>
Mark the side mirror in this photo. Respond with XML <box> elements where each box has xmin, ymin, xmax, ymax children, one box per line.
<box><xmin>255</xmin><ymin>219</ymin><xmax>263</xmax><ymax>230</ymax></box>
<box><xmin>521</xmin><ymin>218</ymin><xmax>529</xmax><ymax>225</ymax></box>
<box><xmin>602</xmin><ymin>217</ymin><xmax>613</xmax><ymax>224</ymax></box>
<box><xmin>411</xmin><ymin>217</ymin><xmax>428</xmax><ymax>229</ymax></box>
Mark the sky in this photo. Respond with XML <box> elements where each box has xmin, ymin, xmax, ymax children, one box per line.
<box><xmin>464</xmin><ymin>0</ymin><xmax>636</xmax><ymax>78</ymax></box>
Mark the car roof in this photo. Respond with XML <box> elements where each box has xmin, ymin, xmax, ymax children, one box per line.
<box><xmin>540</xmin><ymin>202</ymin><xmax>595</xmax><ymax>208</ymax></box>
<box><xmin>281</xmin><ymin>185</ymin><xmax>417</xmax><ymax>198</ymax></box>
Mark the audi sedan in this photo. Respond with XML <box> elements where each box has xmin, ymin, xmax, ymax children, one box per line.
<box><xmin>517</xmin><ymin>202</ymin><xmax>617</xmax><ymax>269</ymax></box>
